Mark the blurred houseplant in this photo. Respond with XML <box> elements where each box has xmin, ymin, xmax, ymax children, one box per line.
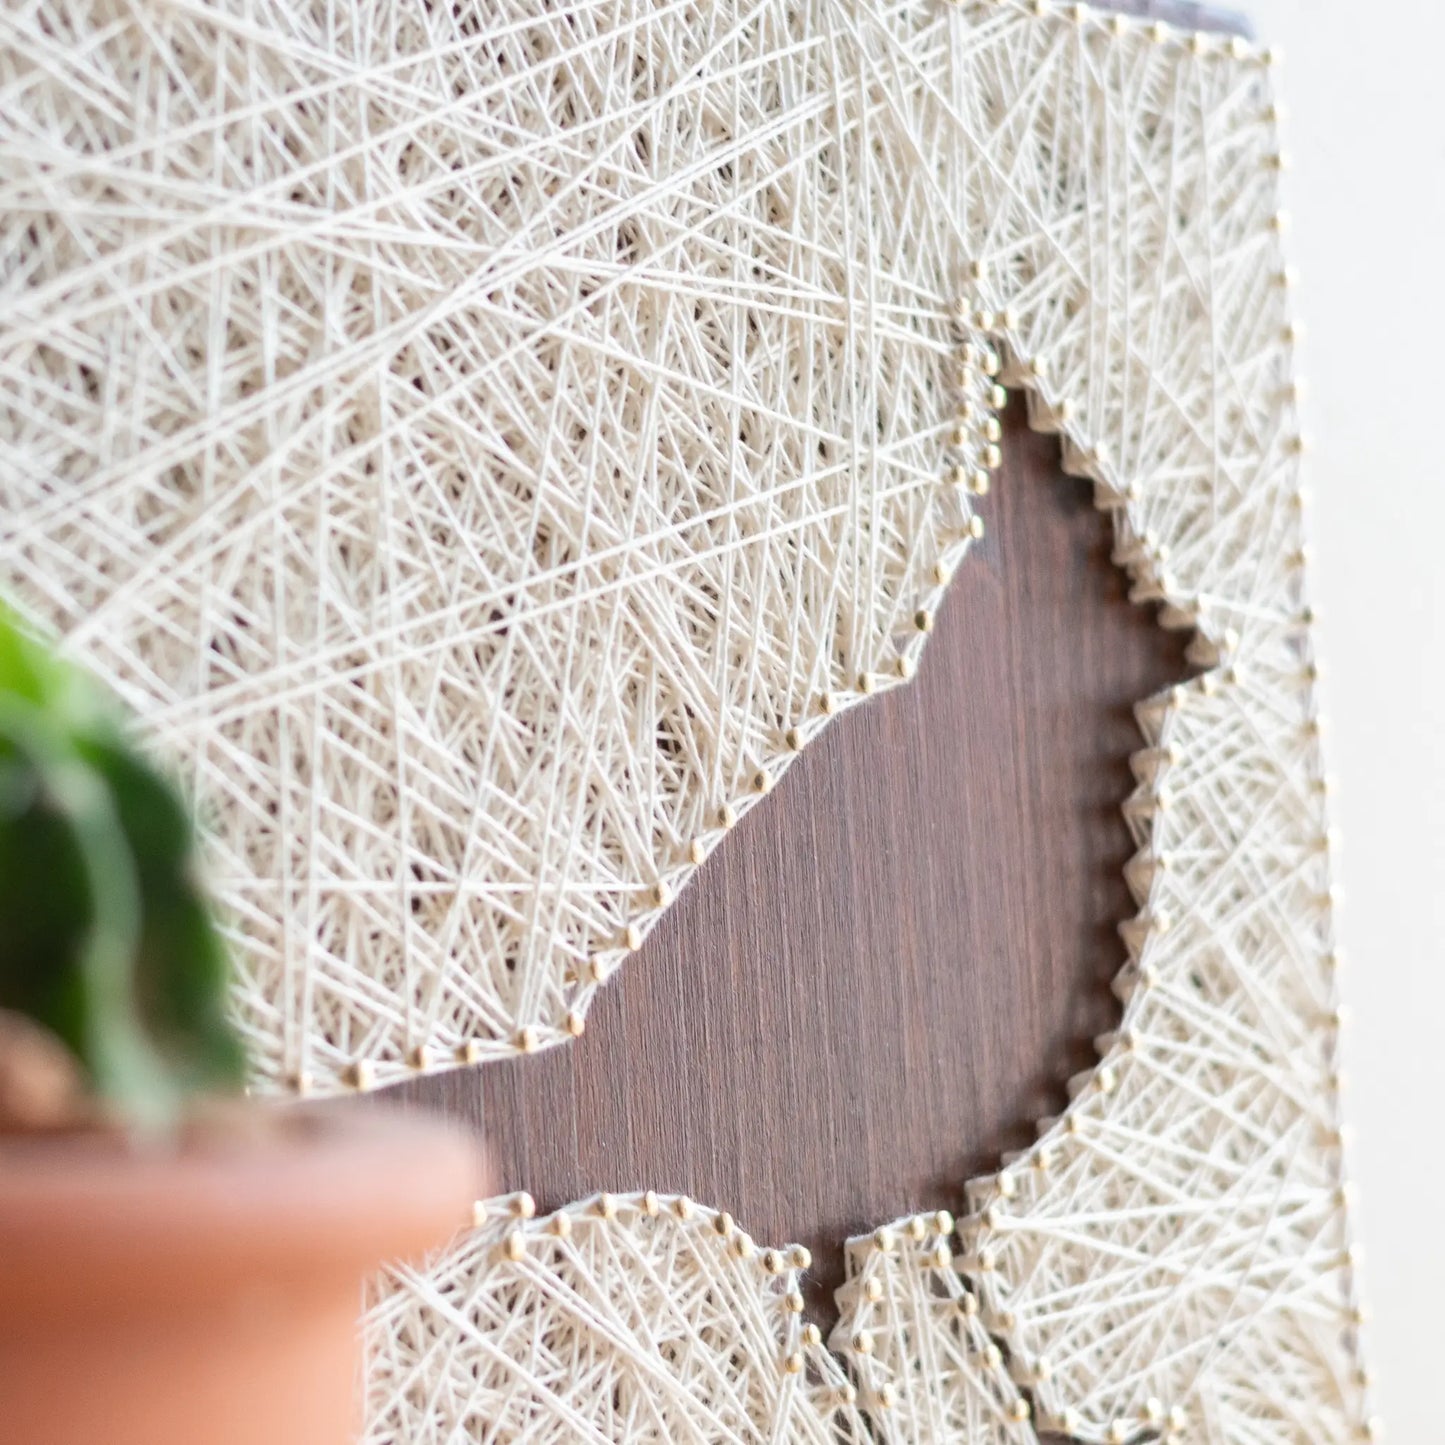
<box><xmin>0</xmin><ymin>604</ymin><xmax>481</xmax><ymax>1445</ymax></box>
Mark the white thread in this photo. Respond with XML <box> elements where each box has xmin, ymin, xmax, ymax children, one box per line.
<box><xmin>365</xmin><ymin>1193</ymin><xmax>878</xmax><ymax>1445</ymax></box>
<box><xmin>0</xmin><ymin>0</ymin><xmax>993</xmax><ymax>1092</ymax></box>
<box><xmin>0</xmin><ymin>2</ymin><xmax>1370</xmax><ymax>1442</ymax></box>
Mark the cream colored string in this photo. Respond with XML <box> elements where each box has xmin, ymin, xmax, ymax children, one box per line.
<box><xmin>0</xmin><ymin>2</ymin><xmax>1372</xmax><ymax>1441</ymax></box>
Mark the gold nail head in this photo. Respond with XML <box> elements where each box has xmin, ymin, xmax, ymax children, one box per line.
<box><xmin>790</xmin><ymin>1244</ymin><xmax>812</xmax><ymax>1270</ymax></box>
<box><xmin>587</xmin><ymin>957</ymin><xmax>610</xmax><ymax>985</ymax></box>
<box><xmin>641</xmin><ymin>1189</ymin><xmax>660</xmax><ymax>1216</ymax></box>
<box><xmin>877</xmin><ymin>1383</ymin><xmax>898</xmax><ymax>1409</ymax></box>
<box><xmin>819</xmin><ymin>690</ymin><xmax>837</xmax><ymax>716</ymax></box>
<box><xmin>968</xmin><ymin>515</ymin><xmax>986</xmax><ymax>540</ymax></box>
<box><xmin>516</xmin><ymin>1026</ymin><xmax>539</xmax><ymax>1054</ymax></box>
<box><xmin>874</xmin><ymin>1226</ymin><xmax>897</xmax><ymax>1253</ymax></box>
<box><xmin>595</xmin><ymin>1193</ymin><xmax>617</xmax><ymax>1220</ymax></box>
<box><xmin>719</xmin><ymin>801</ymin><xmax>738</xmax><ymax>828</ymax></box>
<box><xmin>895</xmin><ymin>654</ymin><xmax>914</xmax><ymax>681</ymax></box>
<box><xmin>714</xmin><ymin>1210</ymin><xmax>734</xmax><ymax>1237</ymax></box>
<box><xmin>762</xmin><ymin>1248</ymin><xmax>784</xmax><ymax>1275</ymax></box>
<box><xmin>858</xmin><ymin>671</ymin><xmax>876</xmax><ymax>696</ymax></box>
<box><xmin>970</xmin><ymin>468</ymin><xmax>990</xmax><ymax>495</ymax></box>
<box><xmin>346</xmin><ymin>1060</ymin><xmax>375</xmax><ymax>1091</ymax></box>
<box><xmin>408</xmin><ymin>1043</ymin><xmax>431</xmax><ymax>1071</ymax></box>
<box><xmin>672</xmin><ymin>1194</ymin><xmax>693</xmax><ymax>1220</ymax></box>
<box><xmin>785</xmin><ymin>726</ymin><xmax>804</xmax><ymax>752</ymax></box>
<box><xmin>754</xmin><ymin>767</ymin><xmax>773</xmax><ymax>794</ymax></box>
<box><xmin>865</xmin><ymin>1276</ymin><xmax>884</xmax><ymax>1302</ymax></box>
<box><xmin>1011</xmin><ymin>1398</ymin><xmax>1032</xmax><ymax>1423</ymax></box>
<box><xmin>991</xmin><ymin>383</ymin><xmax>1007</xmax><ymax>409</ymax></box>
<box><xmin>784</xmin><ymin>1290</ymin><xmax>805</xmax><ymax>1313</ymax></box>
<box><xmin>652</xmin><ymin>880</ymin><xmax>671</xmax><ymax>908</ymax></box>
<box><xmin>565</xmin><ymin>1010</ymin><xmax>586</xmax><ymax>1038</ymax></box>
<box><xmin>688</xmin><ymin>837</ymin><xmax>707</xmax><ymax>865</ymax></box>
<box><xmin>503</xmin><ymin>1230</ymin><xmax>525</xmax><ymax>1262</ymax></box>
<box><xmin>985</xmin><ymin>443</ymin><xmax>1002</xmax><ymax>469</ymax></box>
<box><xmin>457</xmin><ymin>1040</ymin><xmax>481</xmax><ymax>1065</ymax></box>
<box><xmin>853</xmin><ymin>1330</ymin><xmax>875</xmax><ymax>1356</ymax></box>
<box><xmin>934</xmin><ymin>1209</ymin><xmax>954</xmax><ymax>1234</ymax></box>
<box><xmin>783</xmin><ymin>1352</ymin><xmax>804</xmax><ymax>1375</ymax></box>
<box><xmin>472</xmin><ymin>1199</ymin><xmax>489</xmax><ymax>1229</ymax></box>
<box><xmin>550</xmin><ymin>1212</ymin><xmax>572</xmax><ymax>1238</ymax></box>
<box><xmin>802</xmin><ymin>1322</ymin><xmax>821</xmax><ymax>1348</ymax></box>
<box><xmin>734</xmin><ymin>1231</ymin><xmax>755</xmax><ymax>1259</ymax></box>
<box><xmin>915</xmin><ymin>608</ymin><xmax>935</xmax><ymax>634</ymax></box>
<box><xmin>934</xmin><ymin>560</ymin><xmax>955</xmax><ymax>586</ymax></box>
<box><xmin>970</xmin><ymin>258</ymin><xmax>988</xmax><ymax>281</ymax></box>
<box><xmin>984</xmin><ymin>416</ymin><xmax>1002</xmax><ymax>442</ymax></box>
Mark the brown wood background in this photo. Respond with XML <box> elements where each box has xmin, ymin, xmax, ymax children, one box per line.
<box><xmin>393</xmin><ymin>397</ymin><xmax>1193</xmax><ymax>1325</ymax></box>
<box><xmin>364</xmin><ymin>3</ymin><xmax>1252</xmax><ymax>1425</ymax></box>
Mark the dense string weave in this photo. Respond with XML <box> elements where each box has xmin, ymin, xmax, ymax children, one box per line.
<box><xmin>0</xmin><ymin>1</ymin><xmax>1371</xmax><ymax>1442</ymax></box>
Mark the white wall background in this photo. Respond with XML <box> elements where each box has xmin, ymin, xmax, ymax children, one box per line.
<box><xmin>1247</xmin><ymin>1</ymin><xmax>1445</xmax><ymax>1434</ymax></box>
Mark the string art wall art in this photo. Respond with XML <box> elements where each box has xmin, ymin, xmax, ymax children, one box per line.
<box><xmin>0</xmin><ymin>0</ymin><xmax>1375</xmax><ymax>1442</ymax></box>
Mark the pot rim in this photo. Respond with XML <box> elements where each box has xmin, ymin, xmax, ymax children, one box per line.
<box><xmin>0</xmin><ymin>1105</ymin><xmax>483</xmax><ymax>1311</ymax></box>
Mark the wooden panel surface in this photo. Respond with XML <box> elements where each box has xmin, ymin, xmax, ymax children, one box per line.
<box><xmin>394</xmin><ymin>396</ymin><xmax>1193</xmax><ymax>1325</ymax></box>
<box><xmin>359</xmin><ymin>4</ymin><xmax>1256</xmax><ymax>1410</ymax></box>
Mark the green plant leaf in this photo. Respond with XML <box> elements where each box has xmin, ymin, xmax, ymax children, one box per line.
<box><xmin>0</xmin><ymin>603</ymin><xmax>247</xmax><ymax>1128</ymax></box>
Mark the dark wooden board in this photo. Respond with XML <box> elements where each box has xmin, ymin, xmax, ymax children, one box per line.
<box><xmin>361</xmin><ymin>6</ymin><xmax>1256</xmax><ymax>1429</ymax></box>
<box><xmin>392</xmin><ymin>396</ymin><xmax>1193</xmax><ymax>1328</ymax></box>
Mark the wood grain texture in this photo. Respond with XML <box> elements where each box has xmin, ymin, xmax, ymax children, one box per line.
<box><xmin>390</xmin><ymin>396</ymin><xmax>1194</xmax><ymax>1327</ymax></box>
<box><xmin>363</xmin><ymin>1</ymin><xmax>1255</xmax><ymax>1408</ymax></box>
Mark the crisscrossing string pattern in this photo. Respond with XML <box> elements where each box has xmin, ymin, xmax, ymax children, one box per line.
<box><xmin>0</xmin><ymin>0</ymin><xmax>993</xmax><ymax>1091</ymax></box>
<box><xmin>0</xmin><ymin>1</ymin><xmax>1371</xmax><ymax>1443</ymax></box>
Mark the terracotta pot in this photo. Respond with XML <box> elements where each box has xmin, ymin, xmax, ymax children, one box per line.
<box><xmin>0</xmin><ymin>1108</ymin><xmax>483</xmax><ymax>1445</ymax></box>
